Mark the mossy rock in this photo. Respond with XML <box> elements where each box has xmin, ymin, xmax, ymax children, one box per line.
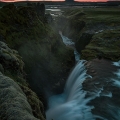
<box><xmin>0</xmin><ymin>4</ymin><xmax>47</xmax><ymax>49</ymax></box>
<box><xmin>81</xmin><ymin>29</ymin><xmax>120</xmax><ymax>61</ymax></box>
<box><xmin>0</xmin><ymin>41</ymin><xmax>24</xmax><ymax>73</ymax></box>
<box><xmin>0</xmin><ymin>72</ymin><xmax>40</xmax><ymax>120</ymax></box>
<box><xmin>18</xmin><ymin>83</ymin><xmax>46</xmax><ymax>120</ymax></box>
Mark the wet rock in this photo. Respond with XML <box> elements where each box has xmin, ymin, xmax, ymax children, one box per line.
<box><xmin>83</xmin><ymin>59</ymin><xmax>120</xmax><ymax>119</ymax></box>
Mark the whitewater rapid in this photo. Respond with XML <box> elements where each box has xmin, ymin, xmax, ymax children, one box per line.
<box><xmin>46</xmin><ymin>33</ymin><xmax>120</xmax><ymax>120</ymax></box>
<box><xmin>46</xmin><ymin>60</ymin><xmax>95</xmax><ymax>120</ymax></box>
<box><xmin>59</xmin><ymin>31</ymin><xmax>80</xmax><ymax>62</ymax></box>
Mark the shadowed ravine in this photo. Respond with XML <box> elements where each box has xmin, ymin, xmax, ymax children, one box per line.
<box><xmin>46</xmin><ymin>34</ymin><xmax>120</xmax><ymax>120</ymax></box>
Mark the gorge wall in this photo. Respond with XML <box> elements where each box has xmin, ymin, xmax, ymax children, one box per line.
<box><xmin>0</xmin><ymin>3</ymin><xmax>75</xmax><ymax>119</ymax></box>
<box><xmin>54</xmin><ymin>7</ymin><xmax>120</xmax><ymax>61</ymax></box>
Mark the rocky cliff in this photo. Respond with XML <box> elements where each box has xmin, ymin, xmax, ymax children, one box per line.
<box><xmin>55</xmin><ymin>7</ymin><xmax>120</xmax><ymax>61</ymax></box>
<box><xmin>0</xmin><ymin>3</ymin><xmax>75</xmax><ymax>119</ymax></box>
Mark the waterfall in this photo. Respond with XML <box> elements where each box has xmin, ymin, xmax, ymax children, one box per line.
<box><xmin>59</xmin><ymin>31</ymin><xmax>80</xmax><ymax>62</ymax></box>
<box><xmin>46</xmin><ymin>32</ymin><xmax>120</xmax><ymax>120</ymax></box>
<box><xmin>46</xmin><ymin>60</ymin><xmax>95</xmax><ymax>120</ymax></box>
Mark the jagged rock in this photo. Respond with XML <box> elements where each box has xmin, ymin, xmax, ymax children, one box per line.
<box><xmin>75</xmin><ymin>33</ymin><xmax>93</xmax><ymax>53</ymax></box>
<box><xmin>0</xmin><ymin>72</ymin><xmax>39</xmax><ymax>120</ymax></box>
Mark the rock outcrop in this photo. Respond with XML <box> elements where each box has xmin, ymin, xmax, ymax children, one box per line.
<box><xmin>0</xmin><ymin>72</ymin><xmax>40</xmax><ymax>120</ymax></box>
<box><xmin>75</xmin><ymin>33</ymin><xmax>93</xmax><ymax>53</ymax></box>
<box><xmin>0</xmin><ymin>40</ymin><xmax>46</xmax><ymax>120</ymax></box>
<box><xmin>81</xmin><ymin>28</ymin><xmax>120</xmax><ymax>61</ymax></box>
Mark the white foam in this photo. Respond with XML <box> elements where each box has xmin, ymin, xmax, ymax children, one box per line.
<box><xmin>101</xmin><ymin>92</ymin><xmax>112</xmax><ymax>98</ymax></box>
<box><xmin>113</xmin><ymin>60</ymin><xmax>120</xmax><ymax>67</ymax></box>
<box><xmin>74</xmin><ymin>49</ymin><xmax>80</xmax><ymax>62</ymax></box>
<box><xmin>112</xmin><ymin>61</ymin><xmax>120</xmax><ymax>88</ymax></box>
<box><xmin>59</xmin><ymin>31</ymin><xmax>80</xmax><ymax>62</ymax></box>
<box><xmin>59</xmin><ymin>31</ymin><xmax>75</xmax><ymax>46</ymax></box>
<box><xmin>46</xmin><ymin>60</ymin><xmax>95</xmax><ymax>120</ymax></box>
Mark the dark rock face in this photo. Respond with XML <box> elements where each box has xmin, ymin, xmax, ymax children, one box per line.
<box><xmin>0</xmin><ymin>41</ymin><xmax>46</xmax><ymax>120</ymax></box>
<box><xmin>18</xmin><ymin>40</ymin><xmax>75</xmax><ymax>109</ymax></box>
<box><xmin>75</xmin><ymin>33</ymin><xmax>93</xmax><ymax>53</ymax></box>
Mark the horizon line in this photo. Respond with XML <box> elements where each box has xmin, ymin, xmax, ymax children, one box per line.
<box><xmin>1</xmin><ymin>0</ymin><xmax>120</xmax><ymax>3</ymax></box>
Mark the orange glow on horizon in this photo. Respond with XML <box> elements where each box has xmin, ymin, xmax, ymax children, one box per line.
<box><xmin>0</xmin><ymin>0</ymin><xmax>65</xmax><ymax>2</ymax></box>
<box><xmin>1</xmin><ymin>0</ymin><xmax>120</xmax><ymax>2</ymax></box>
<box><xmin>75</xmin><ymin>0</ymin><xmax>107</xmax><ymax>2</ymax></box>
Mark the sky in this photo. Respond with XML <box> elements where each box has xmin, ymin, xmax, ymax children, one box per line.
<box><xmin>0</xmin><ymin>0</ymin><xmax>120</xmax><ymax>2</ymax></box>
<box><xmin>0</xmin><ymin>0</ymin><xmax>65</xmax><ymax>1</ymax></box>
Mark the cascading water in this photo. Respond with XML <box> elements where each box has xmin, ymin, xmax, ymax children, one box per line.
<box><xmin>46</xmin><ymin>60</ymin><xmax>95</xmax><ymax>120</ymax></box>
<box><xmin>45</xmin><ymin>32</ymin><xmax>95</xmax><ymax>120</ymax></box>
<box><xmin>46</xmin><ymin>32</ymin><xmax>120</xmax><ymax>120</ymax></box>
<box><xmin>59</xmin><ymin>31</ymin><xmax>80</xmax><ymax>62</ymax></box>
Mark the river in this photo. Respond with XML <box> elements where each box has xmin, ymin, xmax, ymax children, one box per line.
<box><xmin>45</xmin><ymin>7</ymin><xmax>120</xmax><ymax>120</ymax></box>
<box><xmin>46</xmin><ymin>33</ymin><xmax>120</xmax><ymax>120</ymax></box>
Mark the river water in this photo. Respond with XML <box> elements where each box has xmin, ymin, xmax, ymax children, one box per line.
<box><xmin>46</xmin><ymin>7</ymin><xmax>120</xmax><ymax>120</ymax></box>
<box><xmin>46</xmin><ymin>31</ymin><xmax>120</xmax><ymax>120</ymax></box>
